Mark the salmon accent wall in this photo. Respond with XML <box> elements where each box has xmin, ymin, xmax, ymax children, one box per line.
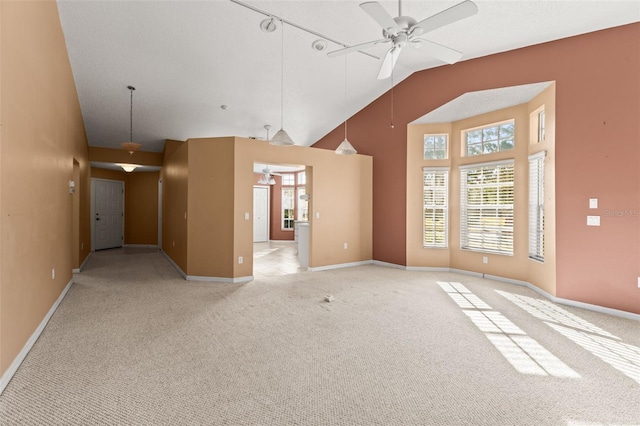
<box><xmin>0</xmin><ymin>0</ymin><xmax>91</xmax><ymax>377</ymax></box>
<box><xmin>313</xmin><ymin>24</ymin><xmax>640</xmax><ymax>314</ymax></box>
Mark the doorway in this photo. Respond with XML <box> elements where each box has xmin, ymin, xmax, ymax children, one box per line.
<box><xmin>91</xmin><ymin>178</ymin><xmax>124</xmax><ymax>250</ymax></box>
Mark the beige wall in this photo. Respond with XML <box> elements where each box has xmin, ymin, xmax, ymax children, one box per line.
<box><xmin>187</xmin><ymin>138</ymin><xmax>236</xmax><ymax>278</ymax></box>
<box><xmin>161</xmin><ymin>141</ymin><xmax>188</xmax><ymax>272</ymax></box>
<box><xmin>89</xmin><ymin>146</ymin><xmax>163</xmax><ymax>167</ymax></box>
<box><xmin>0</xmin><ymin>0</ymin><xmax>90</xmax><ymax>377</ymax></box>
<box><xmin>234</xmin><ymin>137</ymin><xmax>372</xmax><ymax>274</ymax></box>
<box><xmin>162</xmin><ymin>137</ymin><xmax>372</xmax><ymax>279</ymax></box>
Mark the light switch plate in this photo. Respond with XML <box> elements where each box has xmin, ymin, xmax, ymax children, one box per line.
<box><xmin>587</xmin><ymin>215</ymin><xmax>600</xmax><ymax>226</ymax></box>
<box><xmin>244</xmin><ymin>212</ymin><xmax>250</xmax><ymax>220</ymax></box>
<box><xmin>589</xmin><ymin>198</ymin><xmax>598</xmax><ymax>209</ymax></box>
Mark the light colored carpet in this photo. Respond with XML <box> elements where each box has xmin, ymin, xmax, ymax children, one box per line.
<box><xmin>1</xmin><ymin>248</ymin><xmax>639</xmax><ymax>425</ymax></box>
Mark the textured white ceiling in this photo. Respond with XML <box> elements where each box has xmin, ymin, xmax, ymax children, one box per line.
<box><xmin>56</xmin><ymin>1</ymin><xmax>640</xmax><ymax>152</ymax></box>
<box><xmin>412</xmin><ymin>81</ymin><xmax>554</xmax><ymax>124</ymax></box>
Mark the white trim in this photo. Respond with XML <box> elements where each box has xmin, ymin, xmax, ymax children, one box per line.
<box><xmin>72</xmin><ymin>252</ymin><xmax>92</xmax><ymax>273</ymax></box>
<box><xmin>161</xmin><ymin>250</ymin><xmax>253</xmax><ymax>283</ymax></box>
<box><xmin>405</xmin><ymin>266</ymin><xmax>450</xmax><ymax>272</ymax></box>
<box><xmin>459</xmin><ymin>158</ymin><xmax>514</xmax><ymax>170</ymax></box>
<box><xmin>123</xmin><ymin>244</ymin><xmax>159</xmax><ymax>249</ymax></box>
<box><xmin>422</xmin><ymin>166</ymin><xmax>450</xmax><ymax>172</ymax></box>
<box><xmin>186</xmin><ymin>275</ymin><xmax>253</xmax><ymax>283</ymax></box>
<box><xmin>308</xmin><ymin>260</ymin><xmax>373</xmax><ymax>272</ymax></box>
<box><xmin>449</xmin><ymin>268</ymin><xmax>484</xmax><ymax>278</ymax></box>
<box><xmin>372</xmin><ymin>260</ymin><xmax>406</xmax><ymax>270</ymax></box>
<box><xmin>0</xmin><ymin>278</ymin><xmax>74</xmax><ymax>395</ymax></box>
<box><xmin>161</xmin><ymin>250</ymin><xmax>187</xmax><ymax>279</ymax></box>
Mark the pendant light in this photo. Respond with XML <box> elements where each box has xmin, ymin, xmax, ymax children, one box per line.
<box><xmin>335</xmin><ymin>56</ymin><xmax>357</xmax><ymax>155</ymax></box>
<box><xmin>121</xmin><ymin>86</ymin><xmax>142</xmax><ymax>154</ymax></box>
<box><xmin>119</xmin><ymin>85</ymin><xmax>141</xmax><ymax>173</ymax></box>
<box><xmin>270</xmin><ymin>20</ymin><xmax>295</xmax><ymax>146</ymax></box>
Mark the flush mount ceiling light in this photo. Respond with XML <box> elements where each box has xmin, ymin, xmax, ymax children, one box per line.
<box><xmin>116</xmin><ymin>163</ymin><xmax>140</xmax><ymax>173</ymax></box>
<box><xmin>270</xmin><ymin>20</ymin><xmax>294</xmax><ymax>146</ymax></box>
<box><xmin>121</xmin><ymin>85</ymin><xmax>142</xmax><ymax>155</ymax></box>
<box><xmin>335</xmin><ymin>56</ymin><xmax>357</xmax><ymax>155</ymax></box>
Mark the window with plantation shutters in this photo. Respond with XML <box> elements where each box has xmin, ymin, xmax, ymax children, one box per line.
<box><xmin>460</xmin><ymin>160</ymin><xmax>514</xmax><ymax>255</ymax></box>
<box><xmin>423</xmin><ymin>168</ymin><xmax>448</xmax><ymax>248</ymax></box>
<box><xmin>528</xmin><ymin>152</ymin><xmax>545</xmax><ymax>261</ymax></box>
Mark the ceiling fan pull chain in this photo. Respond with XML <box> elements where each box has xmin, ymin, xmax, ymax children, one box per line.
<box><xmin>390</xmin><ymin>69</ymin><xmax>394</xmax><ymax>129</ymax></box>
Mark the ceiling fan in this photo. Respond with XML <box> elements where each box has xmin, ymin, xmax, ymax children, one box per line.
<box><xmin>258</xmin><ymin>166</ymin><xmax>282</xmax><ymax>185</ymax></box>
<box><xmin>328</xmin><ymin>0</ymin><xmax>478</xmax><ymax>79</ymax></box>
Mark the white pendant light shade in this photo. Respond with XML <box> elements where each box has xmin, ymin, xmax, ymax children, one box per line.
<box><xmin>270</xmin><ymin>128</ymin><xmax>294</xmax><ymax>146</ymax></box>
<box><xmin>335</xmin><ymin>139</ymin><xmax>357</xmax><ymax>155</ymax></box>
<box><xmin>116</xmin><ymin>163</ymin><xmax>139</xmax><ymax>173</ymax></box>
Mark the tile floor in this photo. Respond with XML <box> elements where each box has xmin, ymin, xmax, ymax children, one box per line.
<box><xmin>253</xmin><ymin>240</ymin><xmax>303</xmax><ymax>279</ymax></box>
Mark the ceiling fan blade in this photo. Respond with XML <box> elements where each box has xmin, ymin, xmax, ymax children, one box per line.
<box><xmin>360</xmin><ymin>2</ymin><xmax>400</xmax><ymax>34</ymax></box>
<box><xmin>416</xmin><ymin>39</ymin><xmax>463</xmax><ymax>64</ymax></box>
<box><xmin>377</xmin><ymin>46</ymin><xmax>402</xmax><ymax>80</ymax></box>
<box><xmin>413</xmin><ymin>0</ymin><xmax>478</xmax><ymax>34</ymax></box>
<box><xmin>327</xmin><ymin>39</ymin><xmax>389</xmax><ymax>58</ymax></box>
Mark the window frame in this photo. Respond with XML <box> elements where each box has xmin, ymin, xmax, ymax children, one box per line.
<box><xmin>423</xmin><ymin>167</ymin><xmax>449</xmax><ymax>248</ymax></box>
<box><xmin>460</xmin><ymin>159</ymin><xmax>515</xmax><ymax>256</ymax></box>
<box><xmin>423</xmin><ymin>134</ymin><xmax>449</xmax><ymax>160</ymax></box>
<box><xmin>528</xmin><ymin>151</ymin><xmax>545</xmax><ymax>262</ymax></box>
<box><xmin>463</xmin><ymin>120</ymin><xmax>515</xmax><ymax>157</ymax></box>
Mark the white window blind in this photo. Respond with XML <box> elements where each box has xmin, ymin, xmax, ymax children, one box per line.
<box><xmin>423</xmin><ymin>168</ymin><xmax>448</xmax><ymax>248</ymax></box>
<box><xmin>528</xmin><ymin>151</ymin><xmax>545</xmax><ymax>261</ymax></box>
<box><xmin>460</xmin><ymin>160</ymin><xmax>514</xmax><ymax>255</ymax></box>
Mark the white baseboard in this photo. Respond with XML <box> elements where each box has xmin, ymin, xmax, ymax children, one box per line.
<box><xmin>309</xmin><ymin>260</ymin><xmax>373</xmax><ymax>272</ymax></box>
<box><xmin>124</xmin><ymin>244</ymin><xmax>159</xmax><ymax>249</ymax></box>
<box><xmin>186</xmin><ymin>275</ymin><xmax>253</xmax><ymax>283</ymax></box>
<box><xmin>450</xmin><ymin>268</ymin><xmax>484</xmax><ymax>278</ymax></box>
<box><xmin>161</xmin><ymin>250</ymin><xmax>252</xmax><ymax>283</ymax></box>
<box><xmin>371</xmin><ymin>260</ymin><xmax>405</xmax><ymax>270</ymax></box>
<box><xmin>405</xmin><ymin>266</ymin><xmax>451</xmax><ymax>272</ymax></box>
<box><xmin>0</xmin><ymin>278</ymin><xmax>74</xmax><ymax>395</ymax></box>
<box><xmin>161</xmin><ymin>250</ymin><xmax>187</xmax><ymax>279</ymax></box>
<box><xmin>72</xmin><ymin>252</ymin><xmax>92</xmax><ymax>273</ymax></box>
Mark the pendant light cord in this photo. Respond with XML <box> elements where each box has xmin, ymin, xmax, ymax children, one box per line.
<box><xmin>344</xmin><ymin>55</ymin><xmax>348</xmax><ymax>140</ymax></box>
<box><xmin>390</xmin><ymin>68</ymin><xmax>395</xmax><ymax>129</ymax></box>
<box><xmin>128</xmin><ymin>85</ymin><xmax>135</xmax><ymax>142</ymax></box>
<box><xmin>280</xmin><ymin>20</ymin><xmax>285</xmax><ymax>130</ymax></box>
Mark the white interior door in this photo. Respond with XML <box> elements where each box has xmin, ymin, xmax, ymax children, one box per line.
<box><xmin>94</xmin><ymin>179</ymin><xmax>124</xmax><ymax>250</ymax></box>
<box><xmin>253</xmin><ymin>186</ymin><xmax>269</xmax><ymax>242</ymax></box>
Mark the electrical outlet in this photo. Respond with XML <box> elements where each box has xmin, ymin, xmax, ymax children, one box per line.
<box><xmin>51</xmin><ymin>268</ymin><xmax>55</xmax><ymax>279</ymax></box>
<box><xmin>344</xmin><ymin>243</ymin><xmax>348</xmax><ymax>249</ymax></box>
<box><xmin>315</xmin><ymin>212</ymin><xmax>320</xmax><ymax>219</ymax></box>
<box><xmin>482</xmin><ymin>256</ymin><xmax>488</xmax><ymax>264</ymax></box>
<box><xmin>238</xmin><ymin>256</ymin><xmax>243</xmax><ymax>264</ymax></box>
<box><xmin>637</xmin><ymin>277</ymin><xmax>640</xmax><ymax>289</ymax></box>
<box><xmin>244</xmin><ymin>212</ymin><xmax>250</xmax><ymax>220</ymax></box>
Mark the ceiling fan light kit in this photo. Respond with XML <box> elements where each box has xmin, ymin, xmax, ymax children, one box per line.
<box><xmin>120</xmin><ymin>85</ymin><xmax>142</xmax><ymax>159</ymax></box>
<box><xmin>116</xmin><ymin>163</ymin><xmax>140</xmax><ymax>173</ymax></box>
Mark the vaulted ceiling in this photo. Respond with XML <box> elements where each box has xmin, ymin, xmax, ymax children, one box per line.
<box><xmin>57</xmin><ymin>0</ymin><xmax>640</xmax><ymax>152</ymax></box>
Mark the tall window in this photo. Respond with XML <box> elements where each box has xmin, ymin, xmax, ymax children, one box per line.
<box><xmin>537</xmin><ymin>110</ymin><xmax>546</xmax><ymax>143</ymax></box>
<box><xmin>423</xmin><ymin>168</ymin><xmax>448</xmax><ymax>248</ymax></box>
<box><xmin>465</xmin><ymin>121</ymin><xmax>515</xmax><ymax>156</ymax></box>
<box><xmin>424</xmin><ymin>134</ymin><xmax>448</xmax><ymax>159</ymax></box>
<box><xmin>281</xmin><ymin>187</ymin><xmax>295</xmax><ymax>230</ymax></box>
<box><xmin>528</xmin><ymin>152</ymin><xmax>545</xmax><ymax>261</ymax></box>
<box><xmin>460</xmin><ymin>160</ymin><xmax>515</xmax><ymax>255</ymax></box>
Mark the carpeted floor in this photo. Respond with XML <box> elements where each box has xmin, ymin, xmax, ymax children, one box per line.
<box><xmin>1</xmin><ymin>248</ymin><xmax>639</xmax><ymax>425</ymax></box>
